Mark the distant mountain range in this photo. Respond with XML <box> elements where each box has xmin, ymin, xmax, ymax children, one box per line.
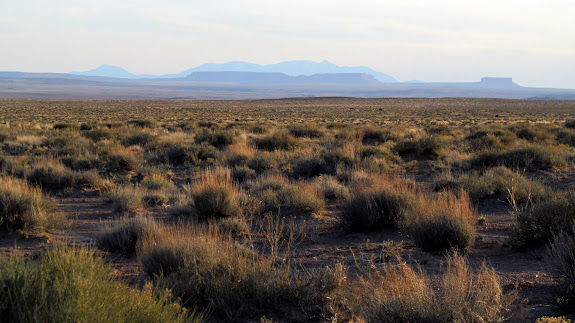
<box><xmin>2</xmin><ymin>69</ymin><xmax>575</xmax><ymax>100</ymax></box>
<box><xmin>70</xmin><ymin>60</ymin><xmax>398</xmax><ymax>83</ymax></box>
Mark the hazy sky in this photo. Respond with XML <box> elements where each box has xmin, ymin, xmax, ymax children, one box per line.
<box><xmin>1</xmin><ymin>0</ymin><xmax>574</xmax><ymax>88</ymax></box>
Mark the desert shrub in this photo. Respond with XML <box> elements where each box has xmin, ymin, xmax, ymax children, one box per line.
<box><xmin>139</xmin><ymin>225</ymin><xmax>348</xmax><ymax>321</ymax></box>
<box><xmin>0</xmin><ymin>155</ymin><xmax>26</xmax><ymax>177</ymax></box>
<box><xmin>27</xmin><ymin>160</ymin><xmax>76</xmax><ymax>192</ymax></box>
<box><xmin>557</xmin><ymin>129</ymin><xmax>575</xmax><ymax>147</ymax></box>
<box><xmin>357</xmin><ymin>254</ymin><xmax>512</xmax><ymax>323</ymax></box>
<box><xmin>408</xmin><ymin>191</ymin><xmax>476</xmax><ymax>252</ymax></box>
<box><xmin>254</xmin><ymin>131</ymin><xmax>301</xmax><ymax>151</ymax></box>
<box><xmin>427</xmin><ymin>124</ymin><xmax>454</xmax><ymax>136</ymax></box>
<box><xmin>193</xmin><ymin>143</ymin><xmax>221</xmax><ymax>163</ymax></box>
<box><xmin>60</xmin><ymin>155</ymin><xmax>103</xmax><ymax>171</ymax></box>
<box><xmin>53</xmin><ymin>122</ymin><xmax>80</xmax><ymax>131</ymax></box>
<box><xmin>251</xmin><ymin>177</ymin><xmax>325</xmax><ymax>216</ymax></box>
<box><xmin>514</xmin><ymin>124</ymin><xmax>555</xmax><ymax>142</ymax></box>
<box><xmin>292</xmin><ymin>154</ymin><xmax>329</xmax><ymax>178</ymax></box>
<box><xmin>45</xmin><ymin>133</ymin><xmax>95</xmax><ymax>156</ymax></box>
<box><xmin>103</xmin><ymin>145</ymin><xmax>144</xmax><ymax>172</ymax></box>
<box><xmin>465</xmin><ymin>129</ymin><xmax>517</xmax><ymax>151</ymax></box>
<box><xmin>360</xmin><ymin>145</ymin><xmax>400</xmax><ymax>164</ymax></box>
<box><xmin>468</xmin><ymin>146</ymin><xmax>567</xmax><ymax>171</ymax></box>
<box><xmin>513</xmin><ymin>191</ymin><xmax>575</xmax><ymax>246</ymax></box>
<box><xmin>121</xmin><ymin>131</ymin><xmax>157</xmax><ymax>148</ymax></box>
<box><xmin>231</xmin><ymin>166</ymin><xmax>256</xmax><ymax>183</ymax></box>
<box><xmin>342</xmin><ymin>176</ymin><xmax>417</xmax><ymax>231</ymax></box>
<box><xmin>362</xmin><ymin>126</ymin><xmax>389</xmax><ymax>144</ymax></box>
<box><xmin>0</xmin><ymin>245</ymin><xmax>194</xmax><ymax>322</ymax></box>
<box><xmin>546</xmin><ymin>227</ymin><xmax>575</xmax><ymax>310</ymax></box>
<box><xmin>313</xmin><ymin>175</ymin><xmax>350</xmax><ymax>200</ymax></box>
<box><xmin>75</xmin><ymin>171</ymin><xmax>108</xmax><ymax>190</ymax></box>
<box><xmin>536</xmin><ymin>317</ymin><xmax>573</xmax><ymax>323</ymax></box>
<box><xmin>103</xmin><ymin>185</ymin><xmax>144</xmax><ymax>213</ymax></box>
<box><xmin>250</xmin><ymin>124</ymin><xmax>270</xmax><ymax>134</ymax></box>
<box><xmin>128</xmin><ymin>118</ymin><xmax>159</xmax><ymax>128</ymax></box>
<box><xmin>195</xmin><ymin>129</ymin><xmax>238</xmax><ymax>147</ymax></box>
<box><xmin>157</xmin><ymin>144</ymin><xmax>196</xmax><ymax>166</ymax></box>
<box><xmin>455</xmin><ymin>166</ymin><xmax>551</xmax><ymax>204</ymax></box>
<box><xmin>395</xmin><ymin>135</ymin><xmax>445</xmax><ymax>158</ymax></box>
<box><xmin>188</xmin><ymin>168</ymin><xmax>242</xmax><ymax>221</ymax></box>
<box><xmin>98</xmin><ymin>216</ymin><xmax>162</xmax><ymax>256</ymax></box>
<box><xmin>288</xmin><ymin>122</ymin><xmax>324</xmax><ymax>138</ymax></box>
<box><xmin>141</xmin><ymin>173</ymin><xmax>172</xmax><ymax>190</ymax></box>
<box><xmin>246</xmin><ymin>151</ymin><xmax>279</xmax><ymax>172</ymax></box>
<box><xmin>0</xmin><ymin>176</ymin><xmax>62</xmax><ymax>234</ymax></box>
<box><xmin>565</xmin><ymin>120</ymin><xmax>575</xmax><ymax>129</ymax></box>
<box><xmin>321</xmin><ymin>149</ymin><xmax>355</xmax><ymax>173</ymax></box>
<box><xmin>198</xmin><ymin>121</ymin><xmax>218</xmax><ymax>129</ymax></box>
<box><xmin>82</xmin><ymin>128</ymin><xmax>112</xmax><ymax>142</ymax></box>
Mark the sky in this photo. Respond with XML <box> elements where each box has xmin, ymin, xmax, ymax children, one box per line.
<box><xmin>1</xmin><ymin>0</ymin><xmax>574</xmax><ymax>88</ymax></box>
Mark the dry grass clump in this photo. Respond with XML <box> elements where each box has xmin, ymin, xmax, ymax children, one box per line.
<box><xmin>185</xmin><ymin>168</ymin><xmax>242</xmax><ymax>221</ymax></box>
<box><xmin>97</xmin><ymin>216</ymin><xmax>162</xmax><ymax>256</ymax></box>
<box><xmin>0</xmin><ymin>245</ymin><xmax>196</xmax><ymax>323</ymax></box>
<box><xmin>248</xmin><ymin>175</ymin><xmax>326</xmax><ymax>216</ymax></box>
<box><xmin>356</xmin><ymin>254</ymin><xmax>513</xmax><ymax>323</ymax></box>
<box><xmin>513</xmin><ymin>191</ymin><xmax>575</xmax><ymax>246</ymax></box>
<box><xmin>27</xmin><ymin>159</ymin><xmax>76</xmax><ymax>192</ymax></box>
<box><xmin>342</xmin><ymin>174</ymin><xmax>418</xmax><ymax>231</ymax></box>
<box><xmin>139</xmin><ymin>224</ymin><xmax>349</xmax><ymax>321</ymax></box>
<box><xmin>0</xmin><ymin>176</ymin><xmax>63</xmax><ymax>234</ymax></box>
<box><xmin>103</xmin><ymin>185</ymin><xmax>145</xmax><ymax>214</ymax></box>
<box><xmin>102</xmin><ymin>144</ymin><xmax>144</xmax><ymax>172</ymax></box>
<box><xmin>313</xmin><ymin>175</ymin><xmax>350</xmax><ymax>200</ymax></box>
<box><xmin>141</xmin><ymin>173</ymin><xmax>172</xmax><ymax>190</ymax></box>
<box><xmin>408</xmin><ymin>191</ymin><xmax>476</xmax><ymax>252</ymax></box>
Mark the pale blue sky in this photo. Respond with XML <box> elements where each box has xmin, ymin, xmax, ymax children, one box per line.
<box><xmin>1</xmin><ymin>0</ymin><xmax>574</xmax><ymax>88</ymax></box>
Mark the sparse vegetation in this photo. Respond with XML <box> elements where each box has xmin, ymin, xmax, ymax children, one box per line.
<box><xmin>0</xmin><ymin>98</ymin><xmax>574</xmax><ymax>321</ymax></box>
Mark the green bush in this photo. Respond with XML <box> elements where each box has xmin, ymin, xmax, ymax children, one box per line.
<box><xmin>0</xmin><ymin>245</ymin><xmax>195</xmax><ymax>322</ymax></box>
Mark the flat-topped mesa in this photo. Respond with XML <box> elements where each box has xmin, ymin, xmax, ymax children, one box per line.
<box><xmin>479</xmin><ymin>77</ymin><xmax>520</xmax><ymax>88</ymax></box>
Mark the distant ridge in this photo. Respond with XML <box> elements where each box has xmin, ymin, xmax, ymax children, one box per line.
<box><xmin>185</xmin><ymin>71</ymin><xmax>382</xmax><ymax>84</ymax></box>
<box><xmin>71</xmin><ymin>60</ymin><xmax>397</xmax><ymax>83</ymax></box>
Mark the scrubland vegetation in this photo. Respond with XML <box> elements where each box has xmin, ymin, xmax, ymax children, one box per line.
<box><xmin>1</xmin><ymin>98</ymin><xmax>575</xmax><ymax>322</ymax></box>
